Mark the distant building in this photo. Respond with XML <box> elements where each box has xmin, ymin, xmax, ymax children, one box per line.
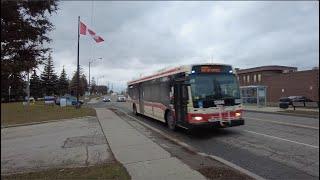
<box><xmin>235</xmin><ymin>65</ymin><xmax>319</xmax><ymax>103</ymax></box>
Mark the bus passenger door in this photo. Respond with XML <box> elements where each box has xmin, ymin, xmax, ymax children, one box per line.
<box><xmin>138</xmin><ymin>84</ymin><xmax>144</xmax><ymax>114</ymax></box>
<box><xmin>173</xmin><ymin>82</ymin><xmax>188</xmax><ymax>123</ymax></box>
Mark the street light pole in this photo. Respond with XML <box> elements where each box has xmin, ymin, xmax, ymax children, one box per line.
<box><xmin>89</xmin><ymin>61</ymin><xmax>91</xmax><ymax>87</ymax></box>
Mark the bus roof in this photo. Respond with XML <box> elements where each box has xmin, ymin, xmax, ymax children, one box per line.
<box><xmin>127</xmin><ymin>63</ymin><xmax>232</xmax><ymax>86</ymax></box>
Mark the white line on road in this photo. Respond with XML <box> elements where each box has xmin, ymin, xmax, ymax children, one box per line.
<box><xmin>114</xmin><ymin>107</ymin><xmax>266</xmax><ymax>180</ymax></box>
<box><xmin>244</xmin><ymin>117</ymin><xmax>319</xmax><ymax>130</ymax></box>
<box><xmin>244</xmin><ymin>130</ymin><xmax>319</xmax><ymax>149</ymax></box>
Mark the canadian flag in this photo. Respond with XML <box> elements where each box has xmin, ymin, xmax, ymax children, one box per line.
<box><xmin>79</xmin><ymin>21</ymin><xmax>104</xmax><ymax>43</ymax></box>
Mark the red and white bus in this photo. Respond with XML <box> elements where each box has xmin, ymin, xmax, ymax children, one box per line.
<box><xmin>127</xmin><ymin>63</ymin><xmax>244</xmax><ymax>130</ymax></box>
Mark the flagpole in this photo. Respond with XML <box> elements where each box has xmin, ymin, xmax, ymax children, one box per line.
<box><xmin>77</xmin><ymin>16</ymin><xmax>80</xmax><ymax>107</ymax></box>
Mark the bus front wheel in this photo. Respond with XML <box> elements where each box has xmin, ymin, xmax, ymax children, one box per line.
<box><xmin>133</xmin><ymin>104</ymin><xmax>138</xmax><ymax>115</ymax></box>
<box><xmin>166</xmin><ymin>111</ymin><xmax>176</xmax><ymax>131</ymax></box>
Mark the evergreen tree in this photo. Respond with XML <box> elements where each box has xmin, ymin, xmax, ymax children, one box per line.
<box><xmin>1</xmin><ymin>1</ymin><xmax>58</xmax><ymax>101</ymax></box>
<box><xmin>30</xmin><ymin>70</ymin><xmax>42</xmax><ymax>99</ymax></box>
<box><xmin>1</xmin><ymin>1</ymin><xmax>58</xmax><ymax>73</ymax></box>
<box><xmin>80</xmin><ymin>74</ymin><xmax>88</xmax><ymax>94</ymax></box>
<box><xmin>58</xmin><ymin>67</ymin><xmax>69</xmax><ymax>96</ymax></box>
<box><xmin>2</xmin><ymin>73</ymin><xmax>26</xmax><ymax>102</ymax></box>
<box><xmin>69</xmin><ymin>67</ymin><xmax>87</xmax><ymax>96</ymax></box>
<box><xmin>40</xmin><ymin>54</ymin><xmax>58</xmax><ymax>96</ymax></box>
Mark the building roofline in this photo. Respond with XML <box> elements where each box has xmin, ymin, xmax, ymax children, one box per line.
<box><xmin>236</xmin><ymin>65</ymin><xmax>297</xmax><ymax>74</ymax></box>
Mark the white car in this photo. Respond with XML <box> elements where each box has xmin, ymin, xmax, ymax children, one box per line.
<box><xmin>103</xmin><ymin>97</ymin><xmax>111</xmax><ymax>102</ymax></box>
<box><xmin>117</xmin><ymin>96</ymin><xmax>126</xmax><ymax>102</ymax></box>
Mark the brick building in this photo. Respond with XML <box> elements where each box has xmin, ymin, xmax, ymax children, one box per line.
<box><xmin>235</xmin><ymin>65</ymin><xmax>319</xmax><ymax>103</ymax></box>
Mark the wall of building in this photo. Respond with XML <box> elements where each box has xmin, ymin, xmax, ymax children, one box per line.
<box><xmin>263</xmin><ymin>70</ymin><xmax>319</xmax><ymax>102</ymax></box>
<box><xmin>237</xmin><ymin>69</ymin><xmax>319</xmax><ymax>103</ymax></box>
<box><xmin>237</xmin><ymin>70</ymin><xmax>282</xmax><ymax>86</ymax></box>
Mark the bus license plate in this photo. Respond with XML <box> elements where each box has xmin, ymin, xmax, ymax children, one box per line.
<box><xmin>208</xmin><ymin>118</ymin><xmax>219</xmax><ymax>122</ymax></box>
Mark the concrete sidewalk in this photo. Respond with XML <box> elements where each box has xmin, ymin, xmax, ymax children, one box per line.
<box><xmin>95</xmin><ymin>108</ymin><xmax>206</xmax><ymax>180</ymax></box>
<box><xmin>244</xmin><ymin>105</ymin><xmax>319</xmax><ymax>112</ymax></box>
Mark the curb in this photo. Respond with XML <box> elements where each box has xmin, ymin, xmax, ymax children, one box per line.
<box><xmin>115</xmin><ymin>108</ymin><xmax>265</xmax><ymax>180</ymax></box>
<box><xmin>1</xmin><ymin>116</ymin><xmax>96</xmax><ymax>129</ymax></box>
<box><xmin>245</xmin><ymin>110</ymin><xmax>319</xmax><ymax>119</ymax></box>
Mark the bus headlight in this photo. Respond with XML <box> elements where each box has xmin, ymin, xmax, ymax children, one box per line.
<box><xmin>235</xmin><ymin>112</ymin><xmax>242</xmax><ymax>117</ymax></box>
<box><xmin>192</xmin><ymin>116</ymin><xmax>203</xmax><ymax>121</ymax></box>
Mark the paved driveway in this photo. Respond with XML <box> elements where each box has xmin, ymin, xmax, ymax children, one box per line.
<box><xmin>1</xmin><ymin>117</ymin><xmax>112</xmax><ymax>175</ymax></box>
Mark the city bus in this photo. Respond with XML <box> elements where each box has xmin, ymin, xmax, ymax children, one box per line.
<box><xmin>127</xmin><ymin>63</ymin><xmax>244</xmax><ymax>130</ymax></box>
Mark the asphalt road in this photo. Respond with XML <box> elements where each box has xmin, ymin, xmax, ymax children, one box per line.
<box><xmin>89</xmin><ymin>101</ymin><xmax>319</xmax><ymax>180</ymax></box>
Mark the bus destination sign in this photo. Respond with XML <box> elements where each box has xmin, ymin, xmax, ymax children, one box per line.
<box><xmin>200</xmin><ymin>66</ymin><xmax>221</xmax><ymax>73</ymax></box>
<box><xmin>192</xmin><ymin>65</ymin><xmax>232</xmax><ymax>74</ymax></box>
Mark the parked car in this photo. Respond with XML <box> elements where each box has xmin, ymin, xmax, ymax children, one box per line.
<box><xmin>56</xmin><ymin>95</ymin><xmax>84</xmax><ymax>106</ymax></box>
<box><xmin>24</xmin><ymin>96</ymin><xmax>35</xmax><ymax>104</ymax></box>
<box><xmin>25</xmin><ymin>96</ymin><xmax>35</xmax><ymax>102</ymax></box>
<box><xmin>117</xmin><ymin>95</ymin><xmax>126</xmax><ymax>102</ymax></box>
<box><xmin>279</xmin><ymin>96</ymin><xmax>313</xmax><ymax>109</ymax></box>
<box><xmin>71</xmin><ymin>99</ymin><xmax>84</xmax><ymax>105</ymax></box>
<box><xmin>289</xmin><ymin>96</ymin><xmax>313</xmax><ymax>103</ymax></box>
<box><xmin>55</xmin><ymin>97</ymin><xmax>60</xmax><ymax>105</ymax></box>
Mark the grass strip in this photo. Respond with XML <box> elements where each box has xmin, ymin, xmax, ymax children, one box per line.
<box><xmin>2</xmin><ymin>162</ymin><xmax>130</xmax><ymax>180</ymax></box>
<box><xmin>1</xmin><ymin>102</ymin><xmax>96</xmax><ymax>126</ymax></box>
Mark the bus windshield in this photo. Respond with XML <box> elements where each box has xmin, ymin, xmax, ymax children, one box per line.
<box><xmin>190</xmin><ymin>73</ymin><xmax>240</xmax><ymax>106</ymax></box>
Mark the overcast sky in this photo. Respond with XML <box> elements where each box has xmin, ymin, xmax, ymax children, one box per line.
<box><xmin>46</xmin><ymin>1</ymin><xmax>319</xmax><ymax>92</ymax></box>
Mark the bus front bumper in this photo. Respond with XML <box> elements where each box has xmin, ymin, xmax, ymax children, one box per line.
<box><xmin>185</xmin><ymin>118</ymin><xmax>245</xmax><ymax>129</ymax></box>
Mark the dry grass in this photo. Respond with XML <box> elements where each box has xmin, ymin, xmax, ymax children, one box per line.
<box><xmin>1</xmin><ymin>101</ymin><xmax>96</xmax><ymax>126</ymax></box>
<box><xmin>2</xmin><ymin>162</ymin><xmax>130</xmax><ymax>180</ymax></box>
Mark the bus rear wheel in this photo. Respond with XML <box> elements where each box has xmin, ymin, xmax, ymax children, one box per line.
<box><xmin>166</xmin><ymin>111</ymin><xmax>176</xmax><ymax>131</ymax></box>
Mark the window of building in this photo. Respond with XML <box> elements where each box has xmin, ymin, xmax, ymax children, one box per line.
<box><xmin>243</xmin><ymin>76</ymin><xmax>246</xmax><ymax>83</ymax></box>
<box><xmin>258</xmin><ymin>74</ymin><xmax>261</xmax><ymax>82</ymax></box>
<box><xmin>254</xmin><ymin>74</ymin><xmax>257</xmax><ymax>83</ymax></box>
<box><xmin>247</xmin><ymin>75</ymin><xmax>250</xmax><ymax>83</ymax></box>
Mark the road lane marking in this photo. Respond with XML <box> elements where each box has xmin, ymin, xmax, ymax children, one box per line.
<box><xmin>114</xmin><ymin>107</ymin><xmax>266</xmax><ymax>180</ymax></box>
<box><xmin>244</xmin><ymin>117</ymin><xmax>319</xmax><ymax>130</ymax></box>
<box><xmin>244</xmin><ymin>130</ymin><xmax>319</xmax><ymax>149</ymax></box>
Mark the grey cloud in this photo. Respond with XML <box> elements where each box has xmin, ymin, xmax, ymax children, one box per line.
<box><xmin>47</xmin><ymin>1</ymin><xmax>319</xmax><ymax>92</ymax></box>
